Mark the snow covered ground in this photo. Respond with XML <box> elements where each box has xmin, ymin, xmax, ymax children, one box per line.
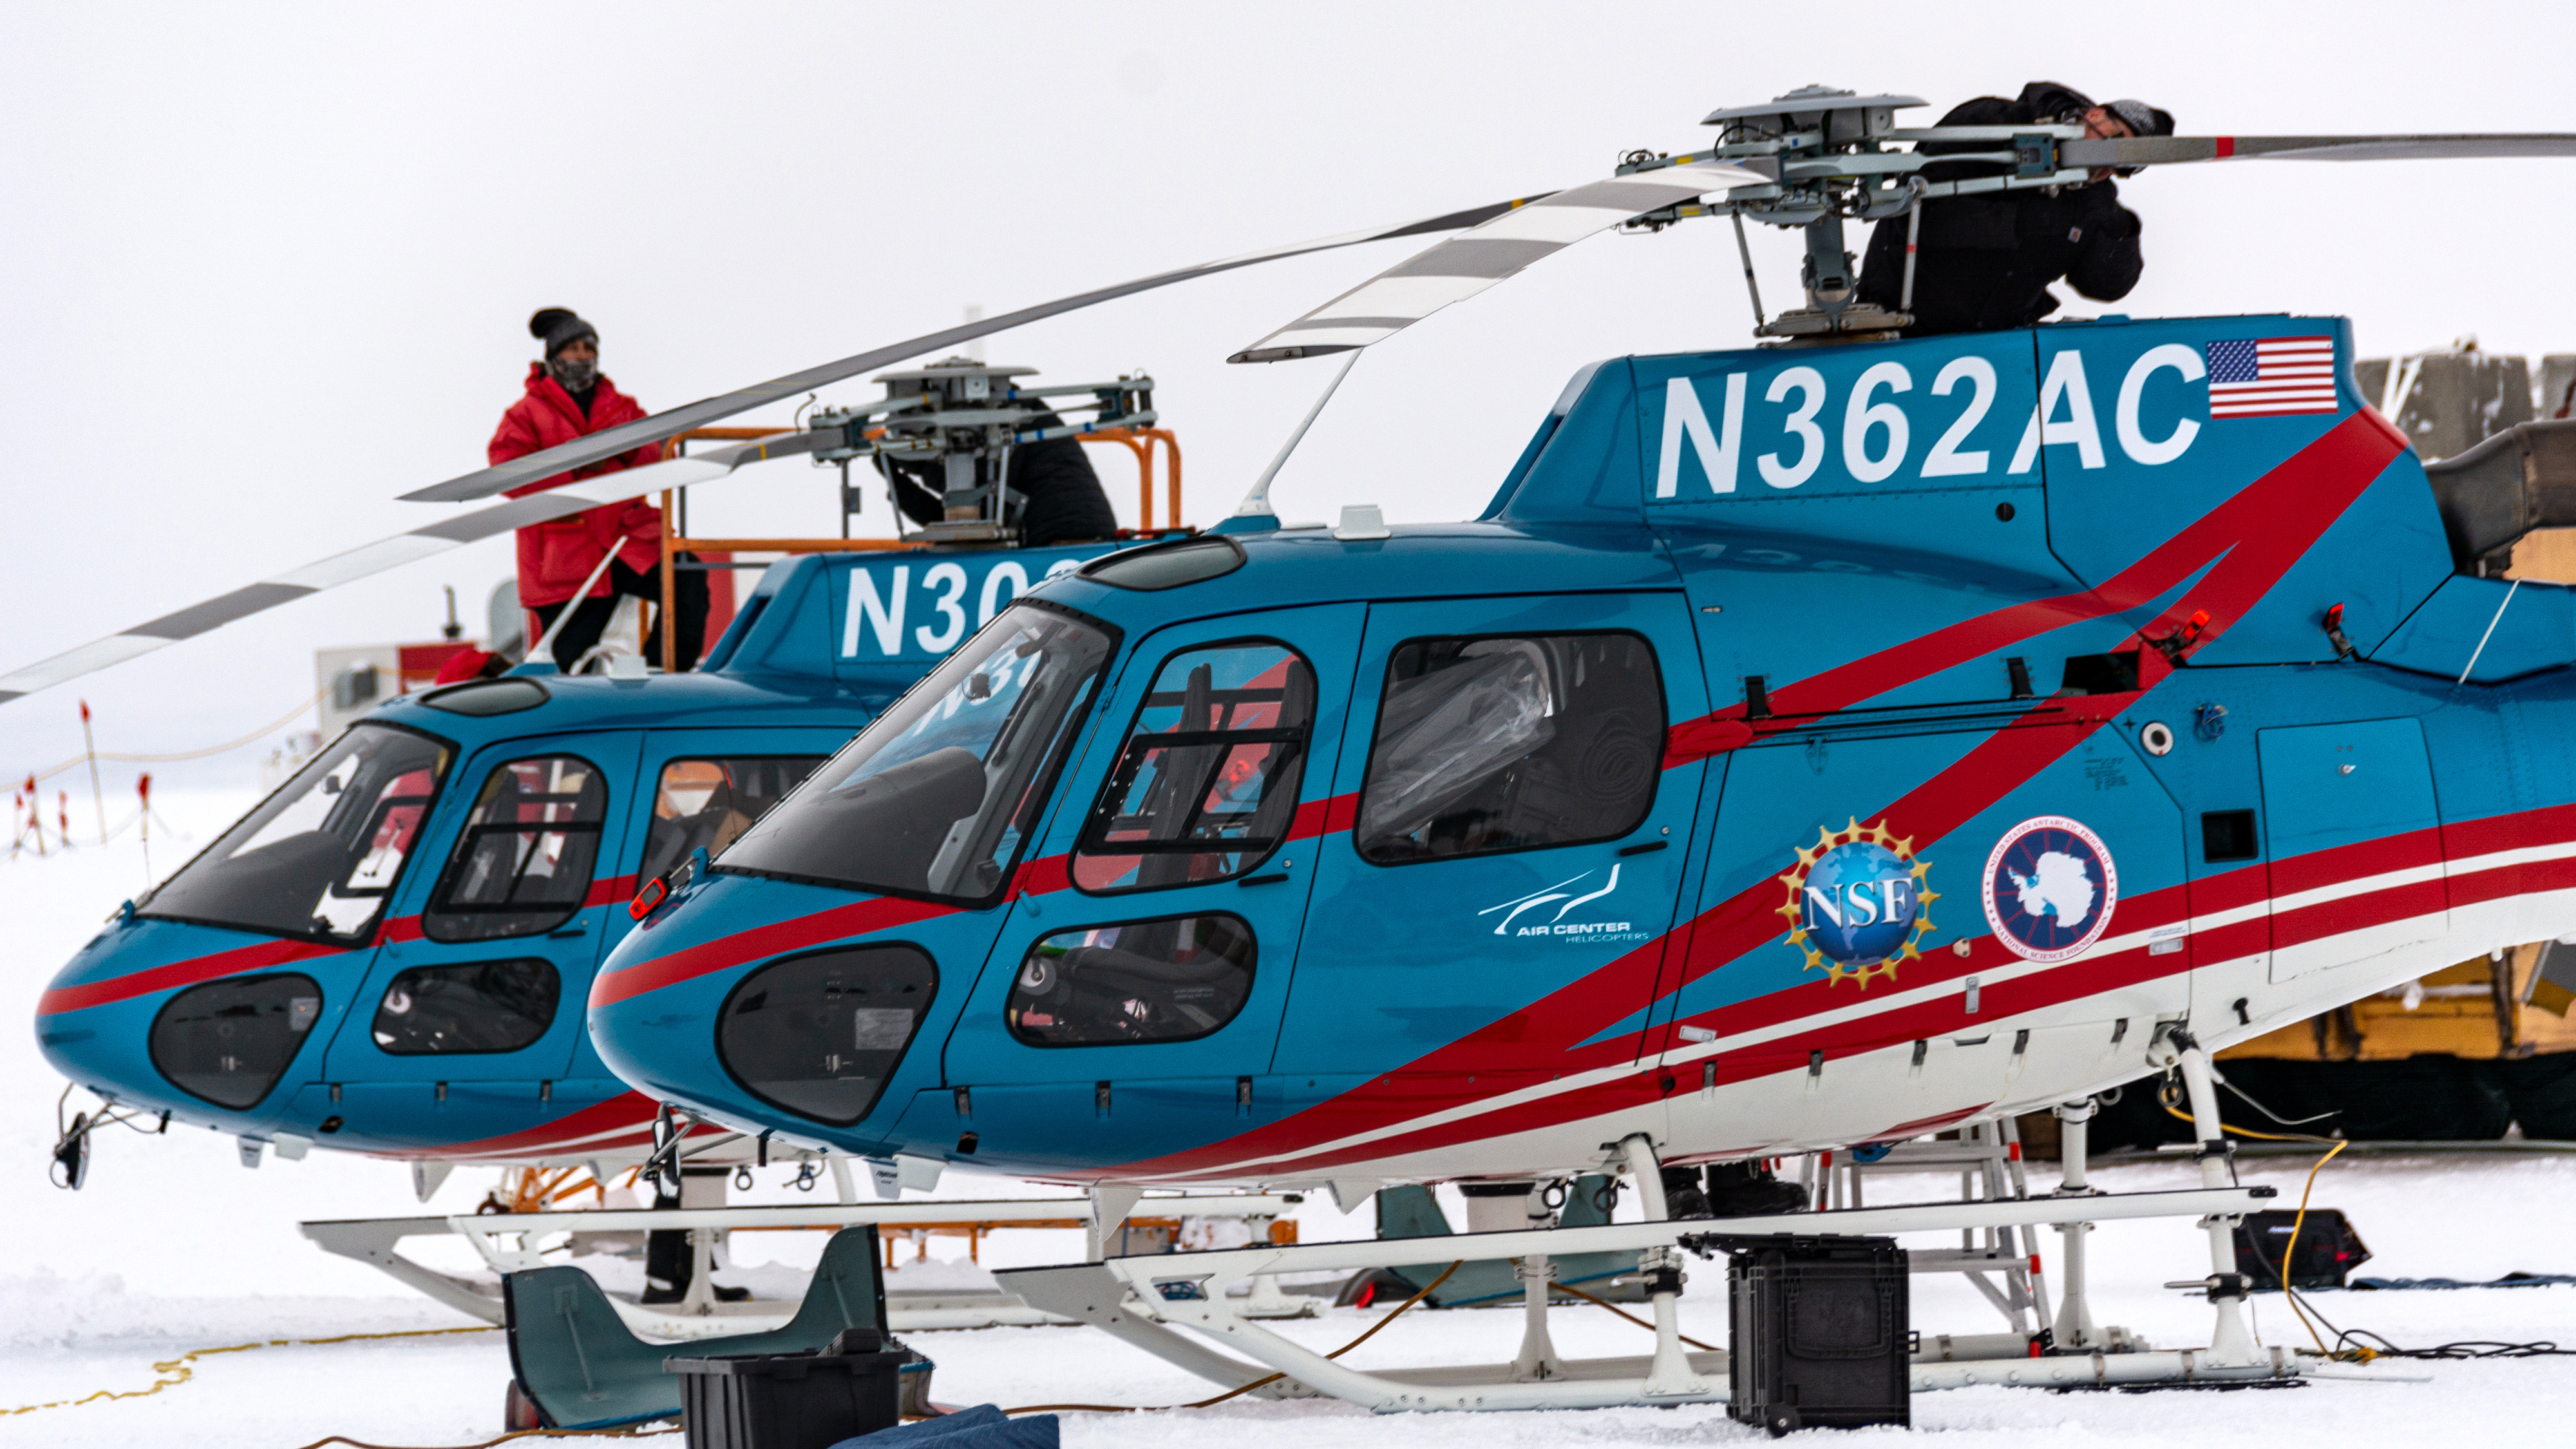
<box><xmin>8</xmin><ymin>790</ymin><xmax>2575</xmax><ymax>1446</ymax></box>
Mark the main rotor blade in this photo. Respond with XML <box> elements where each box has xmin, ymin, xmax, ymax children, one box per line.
<box><xmin>400</xmin><ymin>196</ymin><xmax>1549</xmax><ymax>506</ymax></box>
<box><xmin>0</xmin><ymin>434</ymin><xmax>825</xmax><ymax>706</ymax></box>
<box><xmin>1228</xmin><ymin>160</ymin><xmax>1761</xmax><ymax>364</ymax></box>
<box><xmin>2064</xmin><ymin>133</ymin><xmax>2576</xmax><ymax>168</ymax></box>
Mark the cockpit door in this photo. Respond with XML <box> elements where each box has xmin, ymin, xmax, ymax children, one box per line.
<box><xmin>925</xmin><ymin>604</ymin><xmax>1368</xmax><ymax>1172</ymax></box>
<box><xmin>321</xmin><ymin>733</ymin><xmax>642</xmax><ymax>1108</ymax></box>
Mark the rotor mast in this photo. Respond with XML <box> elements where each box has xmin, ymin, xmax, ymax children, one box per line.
<box><xmin>814</xmin><ymin>360</ymin><xmax>1156</xmax><ymax>545</ymax></box>
<box><xmin>1620</xmin><ymin>85</ymin><xmax>2096</xmax><ymax>341</ymax></box>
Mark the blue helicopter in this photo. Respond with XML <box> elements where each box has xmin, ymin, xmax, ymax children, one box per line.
<box><xmin>568</xmin><ymin>91</ymin><xmax>2576</xmax><ymax>1204</ymax></box>
<box><xmin>30</xmin><ymin>360</ymin><xmax>1198</xmax><ymax>1181</ymax></box>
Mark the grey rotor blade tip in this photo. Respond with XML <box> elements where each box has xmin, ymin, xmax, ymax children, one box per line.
<box><xmin>0</xmin><ymin>451</ymin><xmax>768</xmax><ymax>708</ymax></box>
<box><xmin>1230</xmin><ymin>161</ymin><xmax>1759</xmax><ymax>363</ymax></box>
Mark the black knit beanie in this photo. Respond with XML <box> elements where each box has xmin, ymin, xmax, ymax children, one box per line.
<box><xmin>528</xmin><ymin>307</ymin><xmax>598</xmax><ymax>358</ymax></box>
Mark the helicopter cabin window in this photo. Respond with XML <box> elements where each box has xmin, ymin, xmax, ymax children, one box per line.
<box><xmin>642</xmin><ymin>757</ymin><xmax>824</xmax><ymax>884</ymax></box>
<box><xmin>1007</xmin><ymin>913</ymin><xmax>1256</xmax><ymax>1046</ymax></box>
<box><xmin>423</xmin><ymin>755</ymin><xmax>609</xmax><ymax>943</ymax></box>
<box><xmin>147</xmin><ymin>972</ymin><xmax>323</xmax><ymax>1109</ymax></box>
<box><xmin>371</xmin><ymin>959</ymin><xmax>560</xmax><ymax>1056</ymax></box>
<box><xmin>141</xmin><ymin>724</ymin><xmax>451</xmax><ymax>943</ymax></box>
<box><xmin>717</xmin><ymin>945</ymin><xmax>938</xmax><ymax>1126</ymax></box>
<box><xmin>1074</xmin><ymin>643</ymin><xmax>1315</xmax><ymax>892</ymax></box>
<box><xmin>717</xmin><ymin>603</ymin><xmax>1119</xmax><ymax>905</ymax></box>
<box><xmin>1356</xmin><ymin>632</ymin><xmax>1663</xmax><ymax>864</ymax></box>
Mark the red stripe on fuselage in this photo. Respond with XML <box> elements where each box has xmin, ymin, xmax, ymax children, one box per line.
<box><xmin>589</xmin><ymin>892</ymin><xmax>963</xmax><ymax>1008</ymax></box>
<box><xmin>41</xmin><ymin>880</ymin><xmax>641</xmax><ymax>1016</ymax></box>
<box><xmin>1662</xmin><ymin>410</ymin><xmax>2407</xmax><ymax>766</ymax></box>
<box><xmin>38</xmin><ymin>935</ymin><xmax>354</xmax><ymax>1015</ymax></box>
<box><xmin>1291</xmin><ymin>793</ymin><xmax>1359</xmax><ymax>840</ymax></box>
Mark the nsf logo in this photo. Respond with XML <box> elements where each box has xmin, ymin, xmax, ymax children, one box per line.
<box><xmin>1981</xmin><ymin>816</ymin><xmax>2120</xmax><ymax>963</ymax></box>
<box><xmin>1774</xmin><ymin>819</ymin><xmax>1938</xmax><ymax>989</ymax></box>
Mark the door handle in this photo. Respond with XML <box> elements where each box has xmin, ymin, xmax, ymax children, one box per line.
<box><xmin>1618</xmin><ymin>840</ymin><xmax>1669</xmax><ymax>857</ymax></box>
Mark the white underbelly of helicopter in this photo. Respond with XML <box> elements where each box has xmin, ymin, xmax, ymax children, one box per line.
<box><xmin>1217</xmin><ymin>875</ymin><xmax>2576</xmax><ymax>1190</ymax></box>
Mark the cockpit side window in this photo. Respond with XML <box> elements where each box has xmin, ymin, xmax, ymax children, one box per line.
<box><xmin>719</xmin><ymin>602</ymin><xmax>1118</xmax><ymax>905</ymax></box>
<box><xmin>1072</xmin><ymin>642</ymin><xmax>1314</xmax><ymax>893</ymax></box>
<box><xmin>1356</xmin><ymin>632</ymin><xmax>1664</xmax><ymax>864</ymax></box>
<box><xmin>372</xmin><ymin>958</ymin><xmax>560</xmax><ymax>1055</ymax></box>
<box><xmin>1007</xmin><ymin>913</ymin><xmax>1256</xmax><ymax>1045</ymax></box>
<box><xmin>423</xmin><ymin>755</ymin><xmax>609</xmax><ymax>942</ymax></box>
<box><xmin>142</xmin><ymin>724</ymin><xmax>453</xmax><ymax>943</ymax></box>
<box><xmin>640</xmin><ymin>757</ymin><xmax>824</xmax><ymax>885</ymax></box>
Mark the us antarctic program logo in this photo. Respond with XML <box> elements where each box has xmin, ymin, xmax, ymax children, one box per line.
<box><xmin>1478</xmin><ymin>866</ymin><xmax>1649</xmax><ymax>943</ymax></box>
<box><xmin>1982</xmin><ymin>815</ymin><xmax>2119</xmax><ymax>963</ymax></box>
<box><xmin>1775</xmin><ymin>818</ymin><xmax>1937</xmax><ymax>989</ymax></box>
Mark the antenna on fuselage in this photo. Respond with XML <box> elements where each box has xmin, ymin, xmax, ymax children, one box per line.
<box><xmin>1232</xmin><ymin>348</ymin><xmax>1362</xmax><ymax>522</ymax></box>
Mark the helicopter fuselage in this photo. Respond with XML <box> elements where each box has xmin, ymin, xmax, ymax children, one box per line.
<box><xmin>585</xmin><ymin>313</ymin><xmax>2576</xmax><ymax>1188</ymax></box>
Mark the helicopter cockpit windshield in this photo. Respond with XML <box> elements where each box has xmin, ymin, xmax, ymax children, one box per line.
<box><xmin>719</xmin><ymin>602</ymin><xmax>1117</xmax><ymax>904</ymax></box>
<box><xmin>142</xmin><ymin>724</ymin><xmax>453</xmax><ymax>943</ymax></box>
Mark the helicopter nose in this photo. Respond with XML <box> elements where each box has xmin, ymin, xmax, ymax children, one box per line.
<box><xmin>36</xmin><ymin>922</ymin><xmax>326</xmax><ymax>1120</ymax></box>
<box><xmin>586</xmin><ymin>927</ymin><xmax>732</xmax><ymax>1108</ymax></box>
<box><xmin>587</xmin><ymin>872</ymin><xmax>889</xmax><ymax>1125</ymax></box>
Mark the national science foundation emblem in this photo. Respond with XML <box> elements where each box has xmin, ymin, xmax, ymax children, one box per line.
<box><xmin>1776</xmin><ymin>818</ymin><xmax>1937</xmax><ymax>988</ymax></box>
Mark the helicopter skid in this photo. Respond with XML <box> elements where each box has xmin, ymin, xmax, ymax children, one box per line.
<box><xmin>302</xmin><ymin>1211</ymin><xmax>1050</xmax><ymax>1338</ymax></box>
<box><xmin>1000</xmin><ymin>1183</ymin><xmax>2288</xmax><ymax>1412</ymax></box>
<box><xmin>300</xmin><ymin>1193</ymin><xmax>1306</xmax><ymax>1339</ymax></box>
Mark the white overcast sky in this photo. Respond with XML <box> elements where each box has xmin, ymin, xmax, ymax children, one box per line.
<box><xmin>5</xmin><ymin>0</ymin><xmax>2573</xmax><ymax>786</ymax></box>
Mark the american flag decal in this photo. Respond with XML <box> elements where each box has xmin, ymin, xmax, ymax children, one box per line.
<box><xmin>2206</xmin><ymin>336</ymin><xmax>2339</xmax><ymax>417</ymax></box>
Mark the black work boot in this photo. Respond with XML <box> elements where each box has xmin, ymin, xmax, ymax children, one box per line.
<box><xmin>642</xmin><ymin>1226</ymin><xmax>692</xmax><ymax>1305</ymax></box>
<box><xmin>1703</xmin><ymin>1159</ymin><xmax>1808</xmax><ymax>1217</ymax></box>
<box><xmin>638</xmin><ymin>1174</ymin><xmax>754</xmax><ymax>1304</ymax></box>
<box><xmin>1661</xmin><ymin>1165</ymin><xmax>1712</xmax><ymax>1218</ymax></box>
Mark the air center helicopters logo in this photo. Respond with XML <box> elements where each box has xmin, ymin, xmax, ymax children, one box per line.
<box><xmin>1479</xmin><ymin>866</ymin><xmax>1648</xmax><ymax>943</ymax></box>
<box><xmin>1775</xmin><ymin>819</ymin><xmax>1937</xmax><ymax>988</ymax></box>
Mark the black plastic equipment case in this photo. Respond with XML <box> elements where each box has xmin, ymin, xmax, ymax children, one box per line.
<box><xmin>2233</xmin><ymin>1209</ymin><xmax>2372</xmax><ymax>1290</ymax></box>
<box><xmin>1725</xmin><ymin>1235</ymin><xmax>1909</xmax><ymax>1437</ymax></box>
<box><xmin>668</xmin><ymin>1328</ymin><xmax>904</xmax><ymax>1449</ymax></box>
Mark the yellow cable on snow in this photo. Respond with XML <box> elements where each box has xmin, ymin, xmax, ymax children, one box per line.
<box><xmin>3</xmin><ymin>1324</ymin><xmax>494</xmax><ymax>1418</ymax></box>
<box><xmin>2279</xmin><ymin>1138</ymin><xmax>2352</xmax><ymax>1357</ymax></box>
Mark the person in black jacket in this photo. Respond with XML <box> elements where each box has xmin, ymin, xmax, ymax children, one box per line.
<box><xmin>878</xmin><ymin>404</ymin><xmax>1119</xmax><ymax>546</ymax></box>
<box><xmin>1856</xmin><ymin>82</ymin><xmax>2175</xmax><ymax>336</ymax></box>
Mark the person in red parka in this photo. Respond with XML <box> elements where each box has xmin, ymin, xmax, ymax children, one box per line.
<box><xmin>489</xmin><ymin>308</ymin><xmax>708</xmax><ymax>671</ymax></box>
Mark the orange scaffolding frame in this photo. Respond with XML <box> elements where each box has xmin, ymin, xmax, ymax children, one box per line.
<box><xmin>650</xmin><ymin>425</ymin><xmax>1183</xmax><ymax>670</ymax></box>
